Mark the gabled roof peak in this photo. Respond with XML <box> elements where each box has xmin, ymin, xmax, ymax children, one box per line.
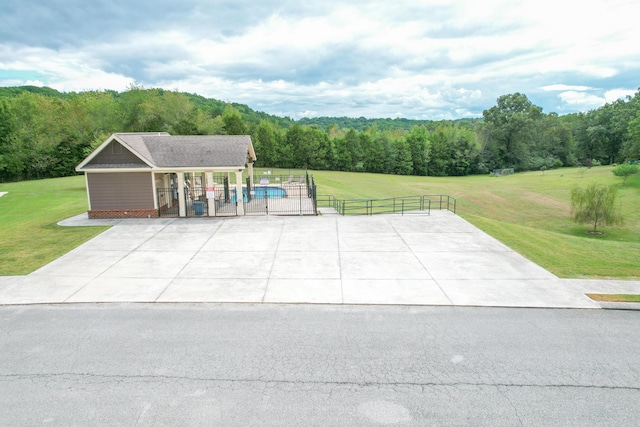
<box><xmin>77</xmin><ymin>132</ymin><xmax>256</xmax><ymax>171</ymax></box>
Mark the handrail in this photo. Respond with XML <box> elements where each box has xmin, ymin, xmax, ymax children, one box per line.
<box><xmin>316</xmin><ymin>194</ymin><xmax>456</xmax><ymax>215</ymax></box>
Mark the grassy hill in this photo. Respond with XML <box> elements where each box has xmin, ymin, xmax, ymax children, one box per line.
<box><xmin>1</xmin><ymin>166</ymin><xmax>638</xmax><ymax>278</ymax></box>
<box><xmin>305</xmin><ymin>165</ymin><xmax>638</xmax><ymax>279</ymax></box>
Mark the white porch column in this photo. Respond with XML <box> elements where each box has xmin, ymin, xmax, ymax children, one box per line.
<box><xmin>163</xmin><ymin>174</ymin><xmax>172</xmax><ymax>208</ymax></box>
<box><xmin>248</xmin><ymin>162</ymin><xmax>254</xmax><ymax>188</ymax></box>
<box><xmin>205</xmin><ymin>172</ymin><xmax>215</xmax><ymax>217</ymax></box>
<box><xmin>177</xmin><ymin>172</ymin><xmax>186</xmax><ymax>217</ymax></box>
<box><xmin>152</xmin><ymin>173</ymin><xmax>160</xmax><ymax>209</ymax></box>
<box><xmin>235</xmin><ymin>170</ymin><xmax>244</xmax><ymax>216</ymax></box>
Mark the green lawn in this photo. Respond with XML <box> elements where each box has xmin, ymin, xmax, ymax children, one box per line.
<box><xmin>1</xmin><ymin>167</ymin><xmax>639</xmax><ymax>279</ymax></box>
<box><xmin>0</xmin><ymin>176</ymin><xmax>108</xmax><ymax>275</ymax></box>
<box><xmin>587</xmin><ymin>294</ymin><xmax>640</xmax><ymax>303</ymax></box>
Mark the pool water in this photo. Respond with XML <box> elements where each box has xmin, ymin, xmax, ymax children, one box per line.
<box><xmin>231</xmin><ymin>186</ymin><xmax>287</xmax><ymax>202</ymax></box>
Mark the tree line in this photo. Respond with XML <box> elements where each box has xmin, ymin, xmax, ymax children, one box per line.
<box><xmin>1</xmin><ymin>85</ymin><xmax>639</xmax><ymax>182</ymax></box>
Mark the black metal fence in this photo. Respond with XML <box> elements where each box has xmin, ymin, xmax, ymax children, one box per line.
<box><xmin>422</xmin><ymin>194</ymin><xmax>457</xmax><ymax>213</ymax></box>
<box><xmin>316</xmin><ymin>194</ymin><xmax>456</xmax><ymax>215</ymax></box>
<box><xmin>245</xmin><ymin>174</ymin><xmax>316</xmax><ymax>215</ymax></box>
<box><xmin>157</xmin><ymin>187</ymin><xmax>237</xmax><ymax>217</ymax></box>
<box><xmin>157</xmin><ymin>188</ymin><xmax>179</xmax><ymax>217</ymax></box>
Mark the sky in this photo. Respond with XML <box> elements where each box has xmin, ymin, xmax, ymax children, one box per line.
<box><xmin>1</xmin><ymin>0</ymin><xmax>639</xmax><ymax>120</ymax></box>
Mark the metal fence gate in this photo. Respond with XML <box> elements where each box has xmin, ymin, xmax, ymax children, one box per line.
<box><xmin>244</xmin><ymin>174</ymin><xmax>317</xmax><ymax>215</ymax></box>
<box><xmin>157</xmin><ymin>188</ymin><xmax>179</xmax><ymax>217</ymax></box>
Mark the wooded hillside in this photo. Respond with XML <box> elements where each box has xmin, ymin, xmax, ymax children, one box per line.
<box><xmin>0</xmin><ymin>85</ymin><xmax>639</xmax><ymax>182</ymax></box>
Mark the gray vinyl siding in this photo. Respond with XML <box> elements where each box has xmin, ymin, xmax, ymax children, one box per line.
<box><xmin>87</xmin><ymin>141</ymin><xmax>147</xmax><ymax>167</ymax></box>
<box><xmin>88</xmin><ymin>172</ymin><xmax>154</xmax><ymax>210</ymax></box>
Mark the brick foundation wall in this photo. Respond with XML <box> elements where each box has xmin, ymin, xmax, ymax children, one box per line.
<box><xmin>88</xmin><ymin>209</ymin><xmax>159</xmax><ymax>219</ymax></box>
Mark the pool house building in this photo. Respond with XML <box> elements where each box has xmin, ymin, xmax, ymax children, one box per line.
<box><xmin>76</xmin><ymin>132</ymin><xmax>317</xmax><ymax>219</ymax></box>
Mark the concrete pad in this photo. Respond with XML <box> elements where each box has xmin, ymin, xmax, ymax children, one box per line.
<box><xmin>278</xmin><ymin>230</ymin><xmax>339</xmax><ymax>251</ymax></box>
<box><xmin>387</xmin><ymin>213</ymin><xmax>478</xmax><ymax>233</ymax></box>
<box><xmin>8</xmin><ymin>211</ymin><xmax>632</xmax><ymax>308</ymax></box>
<box><xmin>217</xmin><ymin>218</ymin><xmax>284</xmax><ymax>234</ymax></box>
<box><xmin>58</xmin><ymin>212</ymin><xmax>122</xmax><ymax>227</ymax></box>
<box><xmin>342</xmin><ymin>279</ymin><xmax>452</xmax><ymax>305</ymax></box>
<box><xmin>0</xmin><ymin>276</ymin><xmax>91</xmax><ymax>304</ymax></box>
<box><xmin>112</xmin><ymin>222</ymin><xmax>170</xmax><ymax>233</ymax></box>
<box><xmin>281</xmin><ymin>216</ymin><xmax>338</xmax><ymax>232</ymax></box>
<box><xmin>400</xmin><ymin>232</ymin><xmax>511</xmax><ymax>252</ymax></box>
<box><xmin>177</xmin><ymin>251</ymin><xmax>275</xmax><ymax>279</ymax></box>
<box><xmin>270</xmin><ymin>252</ymin><xmax>341</xmax><ymax>279</ymax></box>
<box><xmin>30</xmin><ymin>250</ymin><xmax>130</xmax><ymax>277</ymax></box>
<box><xmin>66</xmin><ymin>278</ymin><xmax>172</xmax><ymax>302</ymax></box>
<box><xmin>0</xmin><ymin>276</ymin><xmax>21</xmax><ymax>291</ymax></box>
<box><xmin>158</xmin><ymin>278</ymin><xmax>268</xmax><ymax>302</ymax></box>
<box><xmin>439</xmin><ymin>279</ymin><xmax>600</xmax><ymax>308</ymax></box>
<box><xmin>161</xmin><ymin>220</ymin><xmax>222</xmax><ymax>234</ymax></box>
<box><xmin>563</xmin><ymin>279</ymin><xmax>640</xmax><ymax>294</ymax></box>
<box><xmin>337</xmin><ymin>216</ymin><xmax>397</xmax><ymax>233</ymax></box>
<box><xmin>340</xmin><ymin>252</ymin><xmax>432</xmax><ymax>280</ymax></box>
<box><xmin>338</xmin><ymin>233</ymin><xmax>409</xmax><ymax>252</ymax></box>
<box><xmin>415</xmin><ymin>251</ymin><xmax>556</xmax><ymax>280</ymax></box>
<box><xmin>137</xmin><ymin>232</ymin><xmax>212</xmax><ymax>252</ymax></box>
<box><xmin>79</xmin><ymin>229</ymin><xmax>159</xmax><ymax>251</ymax></box>
<box><xmin>200</xmin><ymin>230</ymin><xmax>281</xmax><ymax>252</ymax></box>
<box><xmin>264</xmin><ymin>279</ymin><xmax>342</xmax><ymax>303</ymax></box>
<box><xmin>101</xmin><ymin>251</ymin><xmax>195</xmax><ymax>279</ymax></box>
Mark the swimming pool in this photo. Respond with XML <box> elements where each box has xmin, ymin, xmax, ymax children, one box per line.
<box><xmin>231</xmin><ymin>186</ymin><xmax>287</xmax><ymax>202</ymax></box>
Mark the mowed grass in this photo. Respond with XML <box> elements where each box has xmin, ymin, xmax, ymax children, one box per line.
<box><xmin>0</xmin><ymin>176</ymin><xmax>108</xmax><ymax>275</ymax></box>
<box><xmin>1</xmin><ymin>167</ymin><xmax>638</xmax><ymax>279</ymax></box>
<box><xmin>267</xmin><ymin>166</ymin><xmax>639</xmax><ymax>279</ymax></box>
<box><xmin>587</xmin><ymin>294</ymin><xmax>640</xmax><ymax>303</ymax></box>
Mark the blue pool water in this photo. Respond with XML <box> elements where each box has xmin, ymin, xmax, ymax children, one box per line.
<box><xmin>231</xmin><ymin>186</ymin><xmax>287</xmax><ymax>202</ymax></box>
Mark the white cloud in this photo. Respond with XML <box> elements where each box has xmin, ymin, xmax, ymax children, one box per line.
<box><xmin>1</xmin><ymin>0</ymin><xmax>639</xmax><ymax>118</ymax></box>
<box><xmin>604</xmin><ymin>89</ymin><xmax>637</xmax><ymax>103</ymax></box>
<box><xmin>542</xmin><ymin>85</ymin><xmax>593</xmax><ymax>92</ymax></box>
<box><xmin>558</xmin><ymin>91</ymin><xmax>605</xmax><ymax>108</ymax></box>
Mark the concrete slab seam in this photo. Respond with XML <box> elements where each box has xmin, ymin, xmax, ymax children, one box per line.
<box><xmin>261</xmin><ymin>219</ymin><xmax>286</xmax><ymax>303</ymax></box>
<box><xmin>154</xmin><ymin>220</ymin><xmax>226</xmax><ymax>302</ymax></box>
<box><xmin>387</xmin><ymin>216</ymin><xmax>453</xmax><ymax>305</ymax></box>
<box><xmin>336</xmin><ymin>216</ymin><xmax>345</xmax><ymax>304</ymax></box>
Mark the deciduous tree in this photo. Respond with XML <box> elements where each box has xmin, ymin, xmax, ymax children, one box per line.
<box><xmin>570</xmin><ymin>183</ymin><xmax>622</xmax><ymax>234</ymax></box>
<box><xmin>611</xmin><ymin>163</ymin><xmax>639</xmax><ymax>185</ymax></box>
<box><xmin>482</xmin><ymin>93</ymin><xmax>543</xmax><ymax>170</ymax></box>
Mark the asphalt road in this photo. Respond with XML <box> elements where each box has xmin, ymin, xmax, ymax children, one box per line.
<box><xmin>1</xmin><ymin>304</ymin><xmax>639</xmax><ymax>426</ymax></box>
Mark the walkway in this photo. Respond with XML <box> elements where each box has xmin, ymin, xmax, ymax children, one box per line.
<box><xmin>0</xmin><ymin>211</ymin><xmax>638</xmax><ymax>308</ymax></box>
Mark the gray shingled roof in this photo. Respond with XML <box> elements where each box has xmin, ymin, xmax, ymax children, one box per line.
<box><xmin>80</xmin><ymin>133</ymin><xmax>255</xmax><ymax>170</ymax></box>
<box><xmin>140</xmin><ymin>135</ymin><xmax>253</xmax><ymax>168</ymax></box>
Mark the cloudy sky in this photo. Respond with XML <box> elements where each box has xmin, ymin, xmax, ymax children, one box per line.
<box><xmin>1</xmin><ymin>0</ymin><xmax>639</xmax><ymax>120</ymax></box>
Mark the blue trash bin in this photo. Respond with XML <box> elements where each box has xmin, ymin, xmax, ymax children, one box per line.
<box><xmin>193</xmin><ymin>201</ymin><xmax>204</xmax><ymax>215</ymax></box>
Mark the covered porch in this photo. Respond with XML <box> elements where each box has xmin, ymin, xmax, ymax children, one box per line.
<box><xmin>155</xmin><ymin>171</ymin><xmax>317</xmax><ymax>217</ymax></box>
<box><xmin>154</xmin><ymin>167</ymin><xmax>254</xmax><ymax>218</ymax></box>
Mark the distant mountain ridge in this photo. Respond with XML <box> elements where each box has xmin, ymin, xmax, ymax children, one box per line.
<box><xmin>0</xmin><ymin>85</ymin><xmax>478</xmax><ymax>131</ymax></box>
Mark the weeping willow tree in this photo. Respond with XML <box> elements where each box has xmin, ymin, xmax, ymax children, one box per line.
<box><xmin>570</xmin><ymin>183</ymin><xmax>623</xmax><ymax>234</ymax></box>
